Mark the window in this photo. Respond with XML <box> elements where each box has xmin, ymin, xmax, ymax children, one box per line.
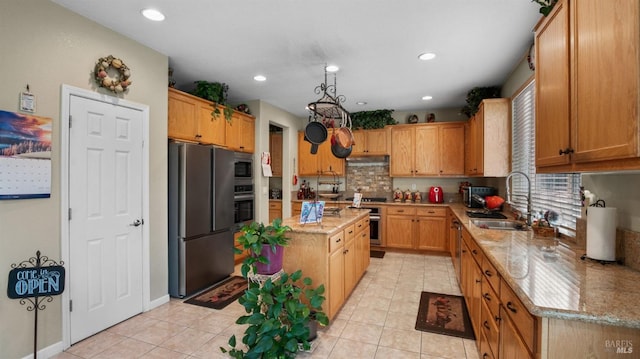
<box><xmin>511</xmin><ymin>80</ymin><xmax>581</xmax><ymax>231</ymax></box>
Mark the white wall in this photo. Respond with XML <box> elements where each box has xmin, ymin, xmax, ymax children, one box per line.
<box><xmin>0</xmin><ymin>2</ymin><xmax>168</xmax><ymax>357</ymax></box>
<box><xmin>249</xmin><ymin>101</ymin><xmax>304</xmax><ymax>222</ymax></box>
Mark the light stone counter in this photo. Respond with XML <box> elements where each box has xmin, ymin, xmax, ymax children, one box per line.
<box><xmin>450</xmin><ymin>205</ymin><xmax>640</xmax><ymax>329</ymax></box>
<box><xmin>281</xmin><ymin>207</ymin><xmax>370</xmax><ymax>235</ymax></box>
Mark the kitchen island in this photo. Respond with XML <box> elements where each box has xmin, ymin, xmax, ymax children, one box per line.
<box><xmin>280</xmin><ymin>208</ymin><xmax>371</xmax><ymax>320</ymax></box>
<box><xmin>449</xmin><ymin>205</ymin><xmax>640</xmax><ymax>358</ymax></box>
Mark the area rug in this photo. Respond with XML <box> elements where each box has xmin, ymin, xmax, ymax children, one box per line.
<box><xmin>415</xmin><ymin>291</ymin><xmax>475</xmax><ymax>340</ymax></box>
<box><xmin>184</xmin><ymin>276</ymin><xmax>247</xmax><ymax>310</ymax></box>
<box><xmin>370</xmin><ymin>250</ymin><xmax>386</xmax><ymax>258</ymax></box>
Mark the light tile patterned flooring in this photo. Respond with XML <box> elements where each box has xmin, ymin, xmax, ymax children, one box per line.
<box><xmin>53</xmin><ymin>252</ymin><xmax>480</xmax><ymax>359</ymax></box>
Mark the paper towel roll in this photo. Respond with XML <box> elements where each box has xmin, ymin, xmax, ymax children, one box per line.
<box><xmin>586</xmin><ymin>207</ymin><xmax>617</xmax><ymax>261</ymax></box>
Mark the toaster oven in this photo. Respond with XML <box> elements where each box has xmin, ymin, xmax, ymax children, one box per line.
<box><xmin>462</xmin><ymin>186</ymin><xmax>496</xmax><ymax>208</ymax></box>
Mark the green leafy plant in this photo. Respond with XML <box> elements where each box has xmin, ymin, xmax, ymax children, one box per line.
<box><xmin>532</xmin><ymin>0</ymin><xmax>558</xmax><ymax>16</ymax></box>
<box><xmin>235</xmin><ymin>218</ymin><xmax>292</xmax><ymax>277</ymax></box>
<box><xmin>221</xmin><ymin>269</ymin><xmax>329</xmax><ymax>359</ymax></box>
<box><xmin>351</xmin><ymin>109</ymin><xmax>397</xmax><ymax>129</ymax></box>
<box><xmin>460</xmin><ymin>86</ymin><xmax>502</xmax><ymax>118</ymax></box>
<box><xmin>190</xmin><ymin>80</ymin><xmax>233</xmax><ymax>123</ymax></box>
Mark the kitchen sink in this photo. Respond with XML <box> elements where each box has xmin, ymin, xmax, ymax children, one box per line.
<box><xmin>466</xmin><ymin>211</ymin><xmax>507</xmax><ymax>219</ymax></box>
<box><xmin>470</xmin><ymin>219</ymin><xmax>527</xmax><ymax>231</ymax></box>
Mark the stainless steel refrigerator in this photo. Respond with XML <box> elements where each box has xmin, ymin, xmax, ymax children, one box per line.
<box><xmin>168</xmin><ymin>142</ymin><xmax>235</xmax><ymax>297</ymax></box>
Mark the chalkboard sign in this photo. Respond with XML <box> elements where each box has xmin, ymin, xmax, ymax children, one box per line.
<box><xmin>7</xmin><ymin>266</ymin><xmax>65</xmax><ymax>299</ymax></box>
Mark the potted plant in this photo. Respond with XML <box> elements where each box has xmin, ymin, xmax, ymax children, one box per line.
<box><xmin>532</xmin><ymin>0</ymin><xmax>558</xmax><ymax>16</ymax></box>
<box><xmin>190</xmin><ymin>80</ymin><xmax>234</xmax><ymax>123</ymax></box>
<box><xmin>221</xmin><ymin>269</ymin><xmax>329</xmax><ymax>358</ymax></box>
<box><xmin>236</xmin><ymin>218</ymin><xmax>292</xmax><ymax>276</ymax></box>
<box><xmin>460</xmin><ymin>86</ymin><xmax>501</xmax><ymax>118</ymax></box>
<box><xmin>351</xmin><ymin>109</ymin><xmax>397</xmax><ymax>129</ymax></box>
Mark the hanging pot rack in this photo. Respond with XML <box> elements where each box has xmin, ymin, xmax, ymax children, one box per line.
<box><xmin>307</xmin><ymin>66</ymin><xmax>351</xmax><ymax>128</ymax></box>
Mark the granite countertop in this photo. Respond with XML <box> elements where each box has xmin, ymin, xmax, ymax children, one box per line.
<box><xmin>281</xmin><ymin>208</ymin><xmax>370</xmax><ymax>235</ymax></box>
<box><xmin>449</xmin><ymin>205</ymin><xmax>640</xmax><ymax>329</ymax></box>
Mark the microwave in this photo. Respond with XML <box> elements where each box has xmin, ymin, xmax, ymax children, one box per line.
<box><xmin>234</xmin><ymin>152</ymin><xmax>253</xmax><ymax>179</ymax></box>
<box><xmin>462</xmin><ymin>186</ymin><xmax>496</xmax><ymax>208</ymax></box>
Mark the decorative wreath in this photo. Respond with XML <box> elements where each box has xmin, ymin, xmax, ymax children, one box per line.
<box><xmin>94</xmin><ymin>55</ymin><xmax>131</xmax><ymax>93</ymax></box>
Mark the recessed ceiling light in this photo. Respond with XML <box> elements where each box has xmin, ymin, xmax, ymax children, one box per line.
<box><xmin>356</xmin><ymin>101</ymin><xmax>367</xmax><ymax>105</ymax></box>
<box><xmin>253</xmin><ymin>75</ymin><xmax>266</xmax><ymax>82</ymax></box>
<box><xmin>418</xmin><ymin>53</ymin><xmax>436</xmax><ymax>61</ymax></box>
<box><xmin>325</xmin><ymin>65</ymin><xmax>339</xmax><ymax>72</ymax></box>
<box><xmin>141</xmin><ymin>8</ymin><xmax>165</xmax><ymax>21</ymax></box>
<box><xmin>422</xmin><ymin>96</ymin><xmax>433</xmax><ymax>100</ymax></box>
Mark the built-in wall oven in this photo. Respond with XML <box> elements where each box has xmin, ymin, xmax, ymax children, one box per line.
<box><xmin>234</xmin><ymin>152</ymin><xmax>254</xmax><ymax>227</ymax></box>
<box><xmin>234</xmin><ymin>181</ymin><xmax>254</xmax><ymax>227</ymax></box>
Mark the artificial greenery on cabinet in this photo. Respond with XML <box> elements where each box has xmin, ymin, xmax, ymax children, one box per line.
<box><xmin>190</xmin><ymin>80</ymin><xmax>234</xmax><ymax>123</ymax></box>
<box><xmin>532</xmin><ymin>0</ymin><xmax>558</xmax><ymax>16</ymax></box>
<box><xmin>460</xmin><ymin>86</ymin><xmax>501</xmax><ymax>118</ymax></box>
<box><xmin>351</xmin><ymin>109</ymin><xmax>397</xmax><ymax>129</ymax></box>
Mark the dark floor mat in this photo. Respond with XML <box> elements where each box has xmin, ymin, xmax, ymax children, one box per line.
<box><xmin>184</xmin><ymin>276</ymin><xmax>247</xmax><ymax>310</ymax></box>
<box><xmin>415</xmin><ymin>291</ymin><xmax>475</xmax><ymax>340</ymax></box>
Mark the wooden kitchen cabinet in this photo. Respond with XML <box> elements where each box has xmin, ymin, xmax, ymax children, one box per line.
<box><xmin>269</xmin><ymin>132</ymin><xmax>283</xmax><ymax>177</ymax></box>
<box><xmin>355</xmin><ymin>216</ymin><xmax>370</xmax><ymax>278</ymax></box>
<box><xmin>291</xmin><ymin>202</ymin><xmax>302</xmax><ymax>216</ymax></box>
<box><xmin>535</xmin><ymin>0</ymin><xmax>640</xmax><ymax>172</ymax></box>
<box><xmin>390</xmin><ymin>123</ymin><xmax>464</xmax><ymax>177</ymax></box>
<box><xmin>297</xmin><ymin>131</ymin><xmax>345</xmax><ymax>176</ymax></box>
<box><xmin>225</xmin><ymin>112</ymin><xmax>255</xmax><ymax>153</ymax></box>
<box><xmin>168</xmin><ymin>87</ymin><xmax>227</xmax><ymax>146</ymax></box>
<box><xmin>465</xmin><ymin>99</ymin><xmax>509</xmax><ymax>177</ymax></box>
<box><xmin>385</xmin><ymin>206</ymin><xmax>447</xmax><ymax>252</ymax></box>
<box><xmin>351</xmin><ymin>128</ymin><xmax>389</xmax><ymax>156</ymax></box>
<box><xmin>268</xmin><ymin>200</ymin><xmax>282</xmax><ymax>223</ymax></box>
<box><xmin>328</xmin><ymin>231</ymin><xmax>345</xmax><ymax>318</ymax></box>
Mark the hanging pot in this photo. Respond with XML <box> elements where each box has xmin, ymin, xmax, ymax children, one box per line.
<box><xmin>331</xmin><ymin>140</ymin><xmax>352</xmax><ymax>158</ymax></box>
<box><xmin>334</xmin><ymin>127</ymin><xmax>355</xmax><ymax>148</ymax></box>
<box><xmin>304</xmin><ymin>121</ymin><xmax>328</xmax><ymax>154</ymax></box>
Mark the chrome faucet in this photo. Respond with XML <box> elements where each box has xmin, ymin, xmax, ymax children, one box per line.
<box><xmin>506</xmin><ymin>171</ymin><xmax>532</xmax><ymax>227</ymax></box>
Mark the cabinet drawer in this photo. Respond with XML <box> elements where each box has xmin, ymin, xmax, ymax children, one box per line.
<box><xmin>416</xmin><ymin>207</ymin><xmax>446</xmax><ymax>217</ymax></box>
<box><xmin>344</xmin><ymin>224</ymin><xmax>356</xmax><ymax>243</ymax></box>
<box><xmin>479</xmin><ymin>331</ymin><xmax>496</xmax><ymax>359</ymax></box>
<box><xmin>500</xmin><ymin>279</ymin><xmax>536</xmax><ymax>354</ymax></box>
<box><xmin>481</xmin><ymin>277</ymin><xmax>500</xmax><ymax>320</ymax></box>
<box><xmin>269</xmin><ymin>201</ymin><xmax>282</xmax><ymax>210</ymax></box>
<box><xmin>481</xmin><ymin>256</ymin><xmax>500</xmax><ymax>295</ymax></box>
<box><xmin>481</xmin><ymin>299</ymin><xmax>500</xmax><ymax>359</ymax></box>
<box><xmin>329</xmin><ymin>230</ymin><xmax>345</xmax><ymax>253</ymax></box>
<box><xmin>387</xmin><ymin>206</ymin><xmax>416</xmax><ymax>216</ymax></box>
<box><xmin>355</xmin><ymin>216</ymin><xmax>369</xmax><ymax>233</ymax></box>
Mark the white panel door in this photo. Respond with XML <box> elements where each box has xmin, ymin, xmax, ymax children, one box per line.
<box><xmin>69</xmin><ymin>94</ymin><xmax>143</xmax><ymax>344</ymax></box>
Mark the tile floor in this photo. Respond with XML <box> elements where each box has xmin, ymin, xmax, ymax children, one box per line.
<box><xmin>52</xmin><ymin>252</ymin><xmax>480</xmax><ymax>359</ymax></box>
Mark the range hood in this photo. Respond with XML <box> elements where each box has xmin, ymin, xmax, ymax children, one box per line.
<box><xmin>345</xmin><ymin>155</ymin><xmax>389</xmax><ymax>164</ymax></box>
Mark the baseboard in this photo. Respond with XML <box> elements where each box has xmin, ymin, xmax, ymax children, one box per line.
<box><xmin>147</xmin><ymin>294</ymin><xmax>170</xmax><ymax>311</ymax></box>
<box><xmin>20</xmin><ymin>340</ymin><xmax>64</xmax><ymax>359</ymax></box>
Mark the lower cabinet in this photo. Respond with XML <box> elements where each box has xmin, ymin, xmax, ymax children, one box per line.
<box><xmin>385</xmin><ymin>206</ymin><xmax>447</xmax><ymax>252</ymax></box>
<box><xmin>268</xmin><ymin>200</ymin><xmax>282</xmax><ymax>223</ymax></box>
<box><xmin>233</xmin><ymin>230</ymin><xmax>249</xmax><ymax>264</ymax></box>
<box><xmin>500</xmin><ymin>309</ymin><xmax>531</xmax><ymax>359</ymax></box>
<box><xmin>283</xmin><ymin>214</ymin><xmax>370</xmax><ymax>320</ymax></box>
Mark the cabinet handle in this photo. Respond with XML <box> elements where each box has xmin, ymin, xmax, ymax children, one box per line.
<box><xmin>336</xmin><ymin>238</ymin><xmax>341</xmax><ymax>243</ymax></box>
<box><xmin>483</xmin><ymin>293</ymin><xmax>491</xmax><ymax>301</ymax></box>
<box><xmin>559</xmin><ymin>147</ymin><xmax>575</xmax><ymax>155</ymax></box>
<box><xmin>506</xmin><ymin>301</ymin><xmax>518</xmax><ymax>313</ymax></box>
<box><xmin>348</xmin><ymin>230</ymin><xmax>353</xmax><ymax>234</ymax></box>
<box><xmin>475</xmin><ymin>278</ymin><xmax>482</xmax><ymax>283</ymax></box>
<box><xmin>462</xmin><ymin>249</ymin><xmax>467</xmax><ymax>253</ymax></box>
<box><xmin>483</xmin><ymin>354</ymin><xmax>489</xmax><ymax>359</ymax></box>
<box><xmin>472</xmin><ymin>249</ymin><xmax>478</xmax><ymax>255</ymax></box>
<box><xmin>428</xmin><ymin>210</ymin><xmax>435</xmax><ymax>213</ymax></box>
<box><xmin>484</xmin><ymin>270</ymin><xmax>492</xmax><ymax>277</ymax></box>
<box><xmin>343</xmin><ymin>249</ymin><xmax>349</xmax><ymax>254</ymax></box>
<box><xmin>397</xmin><ymin>210</ymin><xmax>404</xmax><ymax>213</ymax></box>
<box><xmin>483</xmin><ymin>320</ymin><xmax>490</xmax><ymax>330</ymax></box>
<box><xmin>494</xmin><ymin>315</ymin><xmax>501</xmax><ymax>323</ymax></box>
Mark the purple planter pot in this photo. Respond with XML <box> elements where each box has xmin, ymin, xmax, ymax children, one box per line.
<box><xmin>254</xmin><ymin>244</ymin><xmax>284</xmax><ymax>275</ymax></box>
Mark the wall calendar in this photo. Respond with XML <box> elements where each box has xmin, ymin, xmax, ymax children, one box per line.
<box><xmin>0</xmin><ymin>110</ymin><xmax>52</xmax><ymax>199</ymax></box>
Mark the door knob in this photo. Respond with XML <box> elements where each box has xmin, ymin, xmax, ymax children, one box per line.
<box><xmin>130</xmin><ymin>219</ymin><xmax>143</xmax><ymax>227</ymax></box>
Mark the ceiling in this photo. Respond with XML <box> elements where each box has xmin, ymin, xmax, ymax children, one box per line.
<box><xmin>52</xmin><ymin>0</ymin><xmax>542</xmax><ymax>119</ymax></box>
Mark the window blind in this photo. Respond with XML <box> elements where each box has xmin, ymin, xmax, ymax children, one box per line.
<box><xmin>511</xmin><ymin>80</ymin><xmax>581</xmax><ymax>231</ymax></box>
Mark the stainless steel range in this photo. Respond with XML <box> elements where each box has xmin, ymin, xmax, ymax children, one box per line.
<box><xmin>346</xmin><ymin>197</ymin><xmax>386</xmax><ymax>246</ymax></box>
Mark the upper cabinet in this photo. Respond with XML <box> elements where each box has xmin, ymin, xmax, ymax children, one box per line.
<box><xmin>390</xmin><ymin>122</ymin><xmax>465</xmax><ymax>177</ymax></box>
<box><xmin>225</xmin><ymin>112</ymin><xmax>255</xmax><ymax>153</ymax></box>
<box><xmin>465</xmin><ymin>99</ymin><xmax>510</xmax><ymax>177</ymax></box>
<box><xmin>535</xmin><ymin>0</ymin><xmax>640</xmax><ymax>172</ymax></box>
<box><xmin>168</xmin><ymin>88</ymin><xmax>255</xmax><ymax>153</ymax></box>
<box><xmin>351</xmin><ymin>128</ymin><xmax>389</xmax><ymax>156</ymax></box>
<box><xmin>297</xmin><ymin>132</ymin><xmax>345</xmax><ymax>176</ymax></box>
<box><xmin>269</xmin><ymin>132</ymin><xmax>283</xmax><ymax>177</ymax></box>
